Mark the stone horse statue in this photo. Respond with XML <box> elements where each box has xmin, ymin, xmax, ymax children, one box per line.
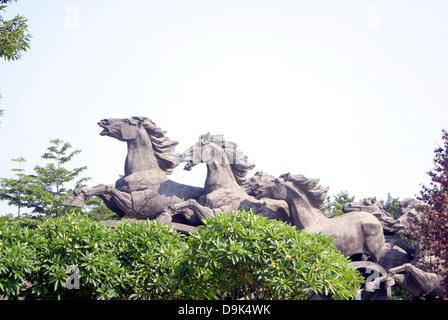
<box><xmin>63</xmin><ymin>117</ymin><xmax>203</xmax><ymax>222</ymax></box>
<box><xmin>253</xmin><ymin>172</ymin><xmax>392</xmax><ymax>262</ymax></box>
<box><xmin>167</xmin><ymin>133</ymin><xmax>290</xmax><ymax>222</ymax></box>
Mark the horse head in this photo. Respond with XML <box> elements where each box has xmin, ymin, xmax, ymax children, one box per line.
<box><xmin>180</xmin><ymin>133</ymin><xmax>229</xmax><ymax>171</ymax></box>
<box><xmin>252</xmin><ymin>174</ymin><xmax>289</xmax><ymax>200</ymax></box>
<box><xmin>98</xmin><ymin>116</ymin><xmax>180</xmax><ymax>175</ymax></box>
<box><xmin>254</xmin><ymin>172</ymin><xmax>328</xmax><ymax>209</ymax></box>
<box><xmin>98</xmin><ymin>117</ymin><xmax>152</xmax><ymax>142</ymax></box>
<box><xmin>180</xmin><ymin>133</ymin><xmax>255</xmax><ymax>191</ymax></box>
<box><xmin>342</xmin><ymin>198</ymin><xmax>382</xmax><ymax>214</ymax></box>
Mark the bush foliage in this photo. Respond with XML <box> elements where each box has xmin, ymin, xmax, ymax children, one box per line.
<box><xmin>0</xmin><ymin>218</ymin><xmax>37</xmax><ymax>299</ymax></box>
<box><xmin>30</xmin><ymin>214</ymin><xmax>122</xmax><ymax>299</ymax></box>
<box><xmin>177</xmin><ymin>210</ymin><xmax>363</xmax><ymax>300</ymax></box>
<box><xmin>112</xmin><ymin>220</ymin><xmax>185</xmax><ymax>299</ymax></box>
<box><xmin>0</xmin><ymin>210</ymin><xmax>363</xmax><ymax>300</ymax></box>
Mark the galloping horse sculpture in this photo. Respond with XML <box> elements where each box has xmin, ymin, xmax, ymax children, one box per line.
<box><xmin>63</xmin><ymin>117</ymin><xmax>203</xmax><ymax>223</ymax></box>
<box><xmin>167</xmin><ymin>133</ymin><xmax>290</xmax><ymax>222</ymax></box>
<box><xmin>253</xmin><ymin>172</ymin><xmax>392</xmax><ymax>262</ymax></box>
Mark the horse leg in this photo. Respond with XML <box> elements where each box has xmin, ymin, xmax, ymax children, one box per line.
<box><xmin>362</xmin><ymin>223</ymin><xmax>392</xmax><ymax>262</ymax></box>
<box><xmin>388</xmin><ymin>263</ymin><xmax>439</xmax><ymax>295</ymax></box>
<box><xmin>385</xmin><ymin>235</ymin><xmax>416</xmax><ymax>257</ymax></box>
<box><xmin>97</xmin><ymin>186</ymin><xmax>135</xmax><ymax>218</ymax></box>
<box><xmin>96</xmin><ymin>194</ymin><xmax>127</xmax><ymax>218</ymax></box>
<box><xmin>168</xmin><ymin>199</ymin><xmax>216</xmax><ymax>222</ymax></box>
<box><xmin>63</xmin><ymin>188</ymin><xmax>92</xmax><ymax>207</ymax></box>
<box><xmin>64</xmin><ymin>185</ymin><xmax>134</xmax><ymax>218</ymax></box>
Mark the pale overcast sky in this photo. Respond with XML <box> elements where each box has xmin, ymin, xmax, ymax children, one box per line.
<box><xmin>1</xmin><ymin>1</ymin><xmax>448</xmax><ymax>215</ymax></box>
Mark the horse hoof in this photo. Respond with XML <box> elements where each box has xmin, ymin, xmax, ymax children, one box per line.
<box><xmin>62</xmin><ymin>193</ymin><xmax>86</xmax><ymax>207</ymax></box>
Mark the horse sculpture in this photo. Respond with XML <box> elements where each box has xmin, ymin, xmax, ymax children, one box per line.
<box><xmin>63</xmin><ymin>117</ymin><xmax>203</xmax><ymax>222</ymax></box>
<box><xmin>167</xmin><ymin>133</ymin><xmax>290</xmax><ymax>222</ymax></box>
<box><xmin>62</xmin><ymin>115</ymin><xmax>444</xmax><ymax>299</ymax></box>
<box><xmin>253</xmin><ymin>172</ymin><xmax>392</xmax><ymax>262</ymax></box>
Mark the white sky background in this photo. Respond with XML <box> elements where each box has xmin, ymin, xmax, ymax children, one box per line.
<box><xmin>1</xmin><ymin>0</ymin><xmax>448</xmax><ymax>215</ymax></box>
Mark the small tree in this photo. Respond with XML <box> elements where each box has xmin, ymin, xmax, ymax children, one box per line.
<box><xmin>325</xmin><ymin>191</ymin><xmax>355</xmax><ymax>217</ymax></box>
<box><xmin>0</xmin><ymin>139</ymin><xmax>90</xmax><ymax>217</ymax></box>
<box><xmin>0</xmin><ymin>157</ymin><xmax>35</xmax><ymax>217</ymax></box>
<box><xmin>381</xmin><ymin>192</ymin><xmax>401</xmax><ymax>219</ymax></box>
<box><xmin>32</xmin><ymin>139</ymin><xmax>90</xmax><ymax>217</ymax></box>
<box><xmin>413</xmin><ymin>129</ymin><xmax>448</xmax><ymax>296</ymax></box>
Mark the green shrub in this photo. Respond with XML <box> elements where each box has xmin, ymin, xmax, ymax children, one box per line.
<box><xmin>29</xmin><ymin>213</ymin><xmax>122</xmax><ymax>299</ymax></box>
<box><xmin>177</xmin><ymin>209</ymin><xmax>363</xmax><ymax>300</ymax></box>
<box><xmin>1</xmin><ymin>214</ymin><xmax>187</xmax><ymax>300</ymax></box>
<box><xmin>112</xmin><ymin>221</ymin><xmax>186</xmax><ymax>299</ymax></box>
<box><xmin>0</xmin><ymin>217</ymin><xmax>39</xmax><ymax>299</ymax></box>
<box><xmin>0</xmin><ymin>210</ymin><xmax>365</xmax><ymax>300</ymax></box>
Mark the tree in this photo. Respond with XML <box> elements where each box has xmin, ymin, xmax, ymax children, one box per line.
<box><xmin>381</xmin><ymin>192</ymin><xmax>400</xmax><ymax>219</ymax></box>
<box><xmin>325</xmin><ymin>191</ymin><xmax>355</xmax><ymax>217</ymax></box>
<box><xmin>413</xmin><ymin>129</ymin><xmax>448</xmax><ymax>296</ymax></box>
<box><xmin>31</xmin><ymin>139</ymin><xmax>90</xmax><ymax>217</ymax></box>
<box><xmin>0</xmin><ymin>157</ymin><xmax>35</xmax><ymax>217</ymax></box>
<box><xmin>0</xmin><ymin>0</ymin><xmax>32</xmax><ymax>119</ymax></box>
<box><xmin>0</xmin><ymin>0</ymin><xmax>31</xmax><ymax>61</ymax></box>
<box><xmin>0</xmin><ymin>139</ymin><xmax>90</xmax><ymax>217</ymax></box>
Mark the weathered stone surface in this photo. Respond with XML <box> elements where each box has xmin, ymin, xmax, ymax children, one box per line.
<box><xmin>167</xmin><ymin>133</ymin><xmax>290</xmax><ymax>223</ymax></box>
<box><xmin>396</xmin><ymin>197</ymin><xmax>423</xmax><ymax>219</ymax></box>
<box><xmin>253</xmin><ymin>173</ymin><xmax>391</xmax><ymax>263</ymax></box>
<box><xmin>397</xmin><ymin>198</ymin><xmax>424</xmax><ymax>231</ymax></box>
<box><xmin>343</xmin><ymin>198</ymin><xmax>404</xmax><ymax>235</ymax></box>
<box><xmin>63</xmin><ymin>117</ymin><xmax>204</xmax><ymax>223</ymax></box>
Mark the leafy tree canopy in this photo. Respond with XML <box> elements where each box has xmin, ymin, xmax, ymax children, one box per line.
<box><xmin>325</xmin><ymin>191</ymin><xmax>355</xmax><ymax>217</ymax></box>
<box><xmin>0</xmin><ymin>0</ymin><xmax>31</xmax><ymax>119</ymax></box>
<box><xmin>0</xmin><ymin>0</ymin><xmax>31</xmax><ymax>61</ymax></box>
<box><xmin>0</xmin><ymin>139</ymin><xmax>90</xmax><ymax>217</ymax></box>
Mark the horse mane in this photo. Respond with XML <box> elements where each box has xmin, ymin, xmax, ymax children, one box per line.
<box><xmin>130</xmin><ymin>116</ymin><xmax>180</xmax><ymax>175</ymax></box>
<box><xmin>280</xmin><ymin>173</ymin><xmax>329</xmax><ymax>209</ymax></box>
<box><xmin>207</xmin><ymin>134</ymin><xmax>255</xmax><ymax>188</ymax></box>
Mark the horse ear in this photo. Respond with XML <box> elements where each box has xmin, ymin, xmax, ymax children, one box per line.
<box><xmin>200</xmin><ymin>132</ymin><xmax>211</xmax><ymax>144</ymax></box>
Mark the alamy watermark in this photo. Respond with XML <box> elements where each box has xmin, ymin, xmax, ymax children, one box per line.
<box><xmin>183</xmin><ymin>133</ymin><xmax>247</xmax><ymax>167</ymax></box>
<box><xmin>365</xmin><ymin>5</ymin><xmax>380</xmax><ymax>30</ymax></box>
<box><xmin>66</xmin><ymin>265</ymin><xmax>80</xmax><ymax>290</ymax></box>
<box><xmin>364</xmin><ymin>265</ymin><xmax>382</xmax><ymax>291</ymax></box>
<box><xmin>65</xmin><ymin>5</ymin><xmax>80</xmax><ymax>30</ymax></box>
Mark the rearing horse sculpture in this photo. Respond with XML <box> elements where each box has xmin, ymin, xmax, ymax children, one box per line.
<box><xmin>63</xmin><ymin>117</ymin><xmax>203</xmax><ymax>222</ymax></box>
<box><xmin>167</xmin><ymin>133</ymin><xmax>290</xmax><ymax>222</ymax></box>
